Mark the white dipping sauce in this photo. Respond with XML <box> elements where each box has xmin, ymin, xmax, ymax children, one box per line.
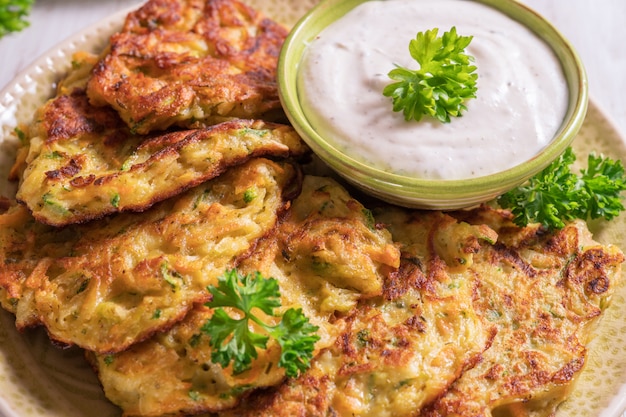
<box><xmin>297</xmin><ymin>0</ymin><xmax>568</xmax><ymax>180</ymax></box>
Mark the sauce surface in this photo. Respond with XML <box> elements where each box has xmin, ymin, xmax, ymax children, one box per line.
<box><xmin>297</xmin><ymin>0</ymin><xmax>568</xmax><ymax>180</ymax></box>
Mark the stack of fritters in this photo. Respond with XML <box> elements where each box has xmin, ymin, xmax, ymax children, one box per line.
<box><xmin>15</xmin><ymin>86</ymin><xmax>306</xmax><ymax>226</ymax></box>
<box><xmin>1</xmin><ymin>159</ymin><xmax>300</xmax><ymax>352</ymax></box>
<box><xmin>85</xmin><ymin>176</ymin><xmax>402</xmax><ymax>416</ymax></box>
<box><xmin>0</xmin><ymin>0</ymin><xmax>623</xmax><ymax>417</ymax></box>
<box><xmin>11</xmin><ymin>0</ymin><xmax>302</xmax><ymax>227</ymax></box>
<box><xmin>87</xmin><ymin>0</ymin><xmax>289</xmax><ymax>134</ymax></box>
<box><xmin>218</xmin><ymin>207</ymin><xmax>623</xmax><ymax>417</ymax></box>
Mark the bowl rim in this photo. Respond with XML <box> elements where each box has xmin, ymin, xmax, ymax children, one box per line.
<box><xmin>277</xmin><ymin>0</ymin><xmax>589</xmax><ymax>201</ymax></box>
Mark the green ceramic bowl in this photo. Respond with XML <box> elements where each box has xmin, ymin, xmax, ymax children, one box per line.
<box><xmin>278</xmin><ymin>0</ymin><xmax>588</xmax><ymax>210</ymax></box>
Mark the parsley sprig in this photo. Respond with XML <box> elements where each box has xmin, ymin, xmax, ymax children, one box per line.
<box><xmin>498</xmin><ymin>147</ymin><xmax>626</xmax><ymax>229</ymax></box>
<box><xmin>0</xmin><ymin>0</ymin><xmax>34</xmax><ymax>38</ymax></box>
<box><xmin>383</xmin><ymin>26</ymin><xmax>478</xmax><ymax>123</ymax></box>
<box><xmin>202</xmin><ymin>269</ymin><xmax>320</xmax><ymax>378</ymax></box>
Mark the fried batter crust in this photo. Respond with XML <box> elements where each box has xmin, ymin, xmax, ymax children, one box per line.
<box><xmin>16</xmin><ymin>89</ymin><xmax>307</xmax><ymax>227</ymax></box>
<box><xmin>87</xmin><ymin>176</ymin><xmax>401</xmax><ymax>417</ymax></box>
<box><xmin>222</xmin><ymin>208</ymin><xmax>497</xmax><ymax>417</ymax></box>
<box><xmin>86</xmin><ymin>0</ymin><xmax>289</xmax><ymax>134</ymax></box>
<box><xmin>0</xmin><ymin>159</ymin><xmax>298</xmax><ymax>353</ymax></box>
<box><xmin>418</xmin><ymin>208</ymin><xmax>624</xmax><ymax>417</ymax></box>
<box><xmin>219</xmin><ymin>206</ymin><xmax>622</xmax><ymax>417</ymax></box>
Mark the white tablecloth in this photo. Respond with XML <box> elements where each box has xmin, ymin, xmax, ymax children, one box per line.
<box><xmin>0</xmin><ymin>1</ymin><xmax>624</xmax><ymax>416</ymax></box>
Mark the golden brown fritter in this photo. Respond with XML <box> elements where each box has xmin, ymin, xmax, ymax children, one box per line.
<box><xmin>88</xmin><ymin>304</ymin><xmax>288</xmax><ymax>417</ymax></box>
<box><xmin>87</xmin><ymin>176</ymin><xmax>401</xmax><ymax>417</ymax></box>
<box><xmin>15</xmin><ymin>88</ymin><xmax>307</xmax><ymax>227</ymax></box>
<box><xmin>416</xmin><ymin>209</ymin><xmax>625</xmax><ymax>417</ymax></box>
<box><xmin>221</xmin><ymin>208</ymin><xmax>498</xmax><ymax>417</ymax></box>
<box><xmin>0</xmin><ymin>158</ymin><xmax>298</xmax><ymax>353</ymax></box>
<box><xmin>86</xmin><ymin>0</ymin><xmax>289</xmax><ymax>134</ymax></box>
<box><xmin>277</xmin><ymin>176</ymin><xmax>401</xmax><ymax>302</ymax></box>
<box><xmin>7</xmin><ymin>51</ymin><xmax>101</xmax><ymax>185</ymax></box>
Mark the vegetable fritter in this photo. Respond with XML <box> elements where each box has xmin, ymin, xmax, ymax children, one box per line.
<box><xmin>219</xmin><ymin>208</ymin><xmax>498</xmax><ymax>417</ymax></box>
<box><xmin>86</xmin><ymin>0</ymin><xmax>289</xmax><ymax>134</ymax></box>
<box><xmin>418</xmin><ymin>209</ymin><xmax>625</xmax><ymax>417</ymax></box>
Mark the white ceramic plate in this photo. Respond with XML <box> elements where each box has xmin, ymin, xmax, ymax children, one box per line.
<box><xmin>0</xmin><ymin>1</ymin><xmax>626</xmax><ymax>416</ymax></box>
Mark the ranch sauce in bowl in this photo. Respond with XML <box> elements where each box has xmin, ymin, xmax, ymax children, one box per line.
<box><xmin>296</xmin><ymin>0</ymin><xmax>568</xmax><ymax>180</ymax></box>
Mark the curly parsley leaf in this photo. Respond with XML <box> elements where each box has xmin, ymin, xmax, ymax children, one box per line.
<box><xmin>497</xmin><ymin>147</ymin><xmax>626</xmax><ymax>229</ymax></box>
<box><xmin>202</xmin><ymin>269</ymin><xmax>320</xmax><ymax>378</ymax></box>
<box><xmin>270</xmin><ymin>307</ymin><xmax>320</xmax><ymax>377</ymax></box>
<box><xmin>203</xmin><ymin>307</ymin><xmax>269</xmax><ymax>375</ymax></box>
<box><xmin>0</xmin><ymin>0</ymin><xmax>34</xmax><ymax>38</ymax></box>
<box><xmin>382</xmin><ymin>26</ymin><xmax>477</xmax><ymax>123</ymax></box>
